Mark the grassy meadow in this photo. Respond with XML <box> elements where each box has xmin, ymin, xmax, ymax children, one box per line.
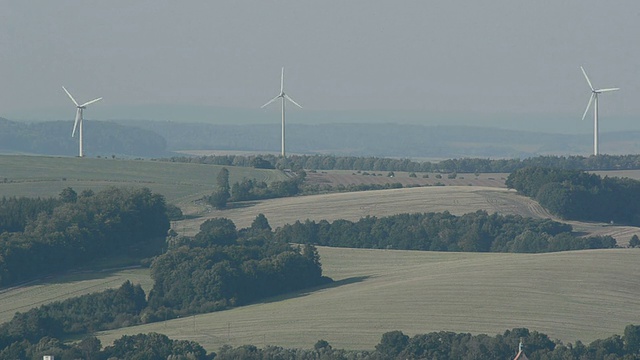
<box><xmin>0</xmin><ymin>154</ymin><xmax>286</xmax><ymax>212</ymax></box>
<box><xmin>95</xmin><ymin>246</ymin><xmax>640</xmax><ymax>351</ymax></box>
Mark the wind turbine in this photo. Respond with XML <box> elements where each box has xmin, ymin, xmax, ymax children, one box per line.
<box><xmin>62</xmin><ymin>86</ymin><xmax>102</xmax><ymax>157</ymax></box>
<box><xmin>580</xmin><ymin>66</ymin><xmax>619</xmax><ymax>156</ymax></box>
<box><xmin>261</xmin><ymin>67</ymin><xmax>302</xmax><ymax>157</ymax></box>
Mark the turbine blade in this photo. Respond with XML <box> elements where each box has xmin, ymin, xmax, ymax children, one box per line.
<box><xmin>281</xmin><ymin>67</ymin><xmax>284</xmax><ymax>93</ymax></box>
<box><xmin>580</xmin><ymin>66</ymin><xmax>594</xmax><ymax>91</ymax></box>
<box><xmin>62</xmin><ymin>86</ymin><xmax>79</xmax><ymax>106</ymax></box>
<box><xmin>582</xmin><ymin>93</ymin><xmax>595</xmax><ymax>121</ymax></box>
<box><xmin>72</xmin><ymin>109</ymin><xmax>80</xmax><ymax>137</ymax></box>
<box><xmin>261</xmin><ymin>95</ymin><xmax>280</xmax><ymax>108</ymax></box>
<box><xmin>80</xmin><ymin>97</ymin><xmax>103</xmax><ymax>107</ymax></box>
<box><xmin>596</xmin><ymin>88</ymin><xmax>620</xmax><ymax>93</ymax></box>
<box><xmin>284</xmin><ymin>94</ymin><xmax>303</xmax><ymax>108</ymax></box>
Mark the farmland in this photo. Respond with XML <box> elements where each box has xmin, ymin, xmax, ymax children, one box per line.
<box><xmin>174</xmin><ymin>185</ymin><xmax>640</xmax><ymax>245</ymax></box>
<box><xmin>0</xmin><ymin>154</ymin><xmax>287</xmax><ymax>212</ymax></box>
<box><xmin>0</xmin><ymin>266</ymin><xmax>152</xmax><ymax>325</ymax></box>
<box><xmin>96</xmin><ymin>246</ymin><xmax>640</xmax><ymax>351</ymax></box>
<box><xmin>3</xmin><ymin>154</ymin><xmax>640</xmax><ymax>353</ymax></box>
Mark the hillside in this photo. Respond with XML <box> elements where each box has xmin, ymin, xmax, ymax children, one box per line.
<box><xmin>96</xmin><ymin>247</ymin><xmax>640</xmax><ymax>351</ymax></box>
<box><xmin>0</xmin><ymin>155</ymin><xmax>287</xmax><ymax>211</ymax></box>
<box><xmin>1</xmin><ymin>154</ymin><xmax>638</xmax><ymax>242</ymax></box>
<box><xmin>174</xmin><ymin>186</ymin><xmax>640</xmax><ymax>245</ymax></box>
<box><xmin>0</xmin><ymin>267</ymin><xmax>152</xmax><ymax>325</ymax></box>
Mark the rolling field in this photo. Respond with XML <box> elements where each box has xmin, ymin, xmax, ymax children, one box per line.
<box><xmin>0</xmin><ymin>155</ymin><xmax>287</xmax><ymax>211</ymax></box>
<box><xmin>96</xmin><ymin>247</ymin><xmax>640</xmax><ymax>351</ymax></box>
<box><xmin>174</xmin><ymin>186</ymin><xmax>640</xmax><ymax>245</ymax></box>
<box><xmin>3</xmin><ymin>155</ymin><xmax>640</xmax><ymax>352</ymax></box>
<box><xmin>0</xmin><ymin>267</ymin><xmax>152</xmax><ymax>324</ymax></box>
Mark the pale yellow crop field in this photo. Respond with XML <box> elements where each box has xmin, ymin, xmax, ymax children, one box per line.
<box><xmin>97</xmin><ymin>247</ymin><xmax>640</xmax><ymax>351</ymax></box>
<box><xmin>174</xmin><ymin>186</ymin><xmax>640</xmax><ymax>245</ymax></box>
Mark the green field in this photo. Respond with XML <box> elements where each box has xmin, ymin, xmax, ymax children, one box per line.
<box><xmin>0</xmin><ymin>154</ymin><xmax>287</xmax><ymax>211</ymax></box>
<box><xmin>94</xmin><ymin>247</ymin><xmax>640</xmax><ymax>351</ymax></box>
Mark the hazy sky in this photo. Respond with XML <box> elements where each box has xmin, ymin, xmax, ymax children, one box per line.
<box><xmin>1</xmin><ymin>1</ymin><xmax>639</xmax><ymax>131</ymax></box>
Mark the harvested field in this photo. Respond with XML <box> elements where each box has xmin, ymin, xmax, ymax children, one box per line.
<box><xmin>175</xmin><ymin>186</ymin><xmax>640</xmax><ymax>245</ymax></box>
<box><xmin>0</xmin><ymin>267</ymin><xmax>151</xmax><ymax>324</ymax></box>
<box><xmin>97</xmin><ymin>247</ymin><xmax>640</xmax><ymax>351</ymax></box>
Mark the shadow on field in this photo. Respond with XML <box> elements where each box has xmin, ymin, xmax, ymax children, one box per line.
<box><xmin>37</xmin><ymin>264</ymin><xmax>144</xmax><ymax>286</ymax></box>
<box><xmin>225</xmin><ymin>200</ymin><xmax>262</xmax><ymax>210</ymax></box>
<box><xmin>255</xmin><ymin>276</ymin><xmax>370</xmax><ymax>305</ymax></box>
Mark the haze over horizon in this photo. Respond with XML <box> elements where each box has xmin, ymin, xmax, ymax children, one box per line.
<box><xmin>2</xmin><ymin>1</ymin><xmax>639</xmax><ymax>134</ymax></box>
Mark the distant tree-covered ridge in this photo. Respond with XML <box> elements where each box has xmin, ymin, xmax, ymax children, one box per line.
<box><xmin>276</xmin><ymin>211</ymin><xmax>617</xmax><ymax>253</ymax></box>
<box><xmin>0</xmin><ymin>187</ymin><xmax>170</xmax><ymax>286</ymax></box>
<box><xmin>507</xmin><ymin>167</ymin><xmax>640</xmax><ymax>225</ymax></box>
<box><xmin>0</xmin><ymin>118</ymin><xmax>167</xmax><ymax>157</ymax></box>
<box><xmin>166</xmin><ymin>153</ymin><xmax>640</xmax><ymax>173</ymax></box>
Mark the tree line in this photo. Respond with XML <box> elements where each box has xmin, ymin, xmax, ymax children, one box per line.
<box><xmin>507</xmin><ymin>167</ymin><xmax>640</xmax><ymax>225</ymax></box>
<box><xmin>0</xmin><ymin>332</ymin><xmax>209</xmax><ymax>360</ymax></box>
<box><xmin>148</xmin><ymin>215</ymin><xmax>329</xmax><ymax>317</ymax></box>
<box><xmin>206</xmin><ymin>167</ymin><xmax>304</xmax><ymax>209</ymax></box>
<box><xmin>0</xmin><ymin>215</ymin><xmax>329</xmax><ymax>357</ymax></box>
<box><xmin>0</xmin><ymin>187</ymin><xmax>170</xmax><ymax>286</ymax></box>
<box><xmin>0</xmin><ymin>281</ymin><xmax>146</xmax><ymax>349</ymax></box>
<box><xmin>166</xmin><ymin>153</ymin><xmax>640</xmax><ymax>173</ymax></box>
<box><xmin>275</xmin><ymin>211</ymin><xmax>617</xmax><ymax>253</ymax></box>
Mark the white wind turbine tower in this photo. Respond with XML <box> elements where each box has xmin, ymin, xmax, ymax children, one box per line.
<box><xmin>62</xmin><ymin>86</ymin><xmax>102</xmax><ymax>157</ymax></box>
<box><xmin>580</xmin><ymin>66</ymin><xmax>619</xmax><ymax>156</ymax></box>
<box><xmin>261</xmin><ymin>67</ymin><xmax>303</xmax><ymax>157</ymax></box>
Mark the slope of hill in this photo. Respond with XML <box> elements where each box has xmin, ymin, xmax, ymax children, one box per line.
<box><xmin>0</xmin><ymin>155</ymin><xmax>287</xmax><ymax>211</ymax></box>
<box><xmin>0</xmin><ymin>267</ymin><xmax>152</xmax><ymax>325</ymax></box>
<box><xmin>95</xmin><ymin>247</ymin><xmax>640</xmax><ymax>351</ymax></box>
<box><xmin>174</xmin><ymin>186</ymin><xmax>640</xmax><ymax>245</ymax></box>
